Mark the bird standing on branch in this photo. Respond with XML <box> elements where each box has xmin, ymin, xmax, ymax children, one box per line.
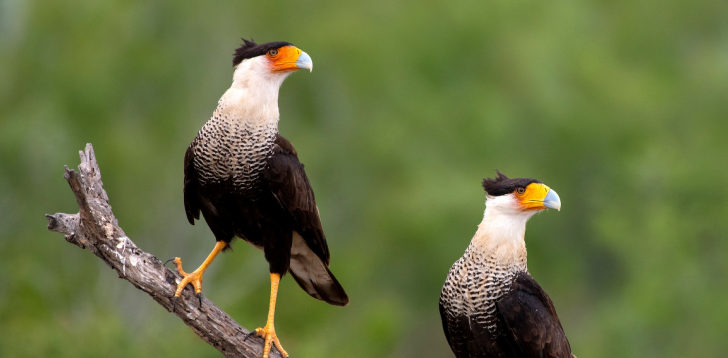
<box><xmin>439</xmin><ymin>171</ymin><xmax>573</xmax><ymax>358</ymax></box>
<box><xmin>169</xmin><ymin>39</ymin><xmax>349</xmax><ymax>358</ymax></box>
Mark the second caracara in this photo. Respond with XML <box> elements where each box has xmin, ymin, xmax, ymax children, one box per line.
<box><xmin>169</xmin><ymin>39</ymin><xmax>348</xmax><ymax>358</ymax></box>
<box><xmin>439</xmin><ymin>171</ymin><xmax>573</xmax><ymax>358</ymax></box>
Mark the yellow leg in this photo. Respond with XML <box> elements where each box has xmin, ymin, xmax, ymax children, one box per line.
<box><xmin>169</xmin><ymin>241</ymin><xmax>227</xmax><ymax>308</ymax></box>
<box><xmin>253</xmin><ymin>273</ymin><xmax>289</xmax><ymax>358</ymax></box>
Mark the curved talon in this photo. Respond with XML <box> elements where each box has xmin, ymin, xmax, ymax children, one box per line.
<box><xmin>167</xmin><ymin>242</ymin><xmax>227</xmax><ymax>314</ymax></box>
<box><xmin>255</xmin><ymin>325</ymin><xmax>289</xmax><ymax>358</ymax></box>
<box><xmin>172</xmin><ymin>297</ymin><xmax>178</xmax><ymax>312</ymax></box>
<box><xmin>244</xmin><ymin>330</ymin><xmax>258</xmax><ymax>342</ymax></box>
<box><xmin>168</xmin><ymin>257</ymin><xmax>204</xmax><ymax>311</ymax></box>
<box><xmin>164</xmin><ymin>257</ymin><xmax>177</xmax><ymax>268</ymax></box>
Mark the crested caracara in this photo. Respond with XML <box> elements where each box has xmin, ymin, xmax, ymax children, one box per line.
<box><xmin>168</xmin><ymin>39</ymin><xmax>349</xmax><ymax>358</ymax></box>
<box><xmin>439</xmin><ymin>171</ymin><xmax>574</xmax><ymax>358</ymax></box>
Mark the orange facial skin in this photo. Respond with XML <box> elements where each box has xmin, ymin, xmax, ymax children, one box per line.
<box><xmin>267</xmin><ymin>46</ymin><xmax>304</xmax><ymax>72</ymax></box>
<box><xmin>516</xmin><ymin>183</ymin><xmax>553</xmax><ymax>211</ymax></box>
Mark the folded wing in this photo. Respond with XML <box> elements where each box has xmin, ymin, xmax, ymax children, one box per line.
<box><xmin>264</xmin><ymin>134</ymin><xmax>349</xmax><ymax>306</ymax></box>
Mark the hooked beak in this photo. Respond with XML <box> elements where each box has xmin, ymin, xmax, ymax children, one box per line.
<box><xmin>542</xmin><ymin>189</ymin><xmax>561</xmax><ymax>211</ymax></box>
<box><xmin>271</xmin><ymin>46</ymin><xmax>313</xmax><ymax>73</ymax></box>
<box><xmin>295</xmin><ymin>51</ymin><xmax>313</xmax><ymax>72</ymax></box>
<box><xmin>518</xmin><ymin>183</ymin><xmax>562</xmax><ymax>211</ymax></box>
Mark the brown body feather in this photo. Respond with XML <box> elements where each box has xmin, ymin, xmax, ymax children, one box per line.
<box><xmin>184</xmin><ymin>128</ymin><xmax>348</xmax><ymax>306</ymax></box>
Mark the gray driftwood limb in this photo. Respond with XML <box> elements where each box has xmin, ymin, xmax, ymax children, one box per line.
<box><xmin>46</xmin><ymin>143</ymin><xmax>281</xmax><ymax>358</ymax></box>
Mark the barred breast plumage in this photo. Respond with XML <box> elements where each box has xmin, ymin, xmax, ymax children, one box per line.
<box><xmin>191</xmin><ymin>100</ymin><xmax>277</xmax><ymax>193</ymax></box>
<box><xmin>440</xmin><ymin>242</ymin><xmax>528</xmax><ymax>336</ymax></box>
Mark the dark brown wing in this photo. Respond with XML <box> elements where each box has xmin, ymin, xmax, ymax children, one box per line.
<box><xmin>439</xmin><ymin>298</ymin><xmax>455</xmax><ymax>352</ymax></box>
<box><xmin>496</xmin><ymin>273</ymin><xmax>572</xmax><ymax>358</ymax></box>
<box><xmin>264</xmin><ymin>134</ymin><xmax>329</xmax><ymax>263</ymax></box>
<box><xmin>440</xmin><ymin>297</ymin><xmax>483</xmax><ymax>358</ymax></box>
<box><xmin>264</xmin><ymin>134</ymin><xmax>348</xmax><ymax>306</ymax></box>
<box><xmin>183</xmin><ymin>143</ymin><xmax>201</xmax><ymax>225</ymax></box>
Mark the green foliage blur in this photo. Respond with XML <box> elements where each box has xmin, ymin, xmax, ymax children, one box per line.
<box><xmin>1</xmin><ymin>0</ymin><xmax>727</xmax><ymax>357</ymax></box>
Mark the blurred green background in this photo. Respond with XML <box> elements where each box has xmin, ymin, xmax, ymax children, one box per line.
<box><xmin>1</xmin><ymin>0</ymin><xmax>727</xmax><ymax>357</ymax></box>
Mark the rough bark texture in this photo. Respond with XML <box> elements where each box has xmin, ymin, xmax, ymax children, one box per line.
<box><xmin>46</xmin><ymin>144</ymin><xmax>281</xmax><ymax>358</ymax></box>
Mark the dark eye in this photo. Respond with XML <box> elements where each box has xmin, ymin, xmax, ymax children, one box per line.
<box><xmin>268</xmin><ymin>49</ymin><xmax>278</xmax><ymax>56</ymax></box>
<box><xmin>516</xmin><ymin>187</ymin><xmax>526</xmax><ymax>195</ymax></box>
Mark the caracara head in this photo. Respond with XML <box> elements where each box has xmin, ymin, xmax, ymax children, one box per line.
<box><xmin>481</xmin><ymin>170</ymin><xmax>561</xmax><ymax>216</ymax></box>
<box><xmin>231</xmin><ymin>39</ymin><xmax>312</xmax><ymax>84</ymax></box>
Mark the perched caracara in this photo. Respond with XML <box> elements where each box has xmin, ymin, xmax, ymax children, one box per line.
<box><xmin>168</xmin><ymin>39</ymin><xmax>348</xmax><ymax>358</ymax></box>
<box><xmin>439</xmin><ymin>171</ymin><xmax>573</xmax><ymax>358</ymax></box>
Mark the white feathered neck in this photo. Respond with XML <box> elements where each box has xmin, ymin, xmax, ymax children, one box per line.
<box><xmin>217</xmin><ymin>56</ymin><xmax>293</xmax><ymax>128</ymax></box>
<box><xmin>468</xmin><ymin>194</ymin><xmax>537</xmax><ymax>267</ymax></box>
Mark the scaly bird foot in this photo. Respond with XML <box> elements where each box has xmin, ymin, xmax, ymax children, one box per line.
<box><xmin>167</xmin><ymin>257</ymin><xmax>205</xmax><ymax>311</ymax></box>
<box><xmin>254</xmin><ymin>324</ymin><xmax>289</xmax><ymax>358</ymax></box>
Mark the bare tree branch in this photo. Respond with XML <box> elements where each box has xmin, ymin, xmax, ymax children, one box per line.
<box><xmin>46</xmin><ymin>143</ymin><xmax>281</xmax><ymax>358</ymax></box>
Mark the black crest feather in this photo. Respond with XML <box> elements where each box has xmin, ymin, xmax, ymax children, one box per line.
<box><xmin>482</xmin><ymin>170</ymin><xmax>541</xmax><ymax>196</ymax></box>
<box><xmin>232</xmin><ymin>38</ymin><xmax>294</xmax><ymax>66</ymax></box>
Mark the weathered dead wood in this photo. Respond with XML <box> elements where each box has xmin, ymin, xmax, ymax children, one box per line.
<box><xmin>46</xmin><ymin>143</ymin><xmax>281</xmax><ymax>358</ymax></box>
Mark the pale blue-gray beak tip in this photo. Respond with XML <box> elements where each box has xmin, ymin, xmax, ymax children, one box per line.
<box><xmin>296</xmin><ymin>51</ymin><xmax>313</xmax><ymax>72</ymax></box>
<box><xmin>543</xmin><ymin>189</ymin><xmax>561</xmax><ymax>211</ymax></box>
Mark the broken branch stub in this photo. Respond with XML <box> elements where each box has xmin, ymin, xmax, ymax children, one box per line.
<box><xmin>46</xmin><ymin>143</ymin><xmax>280</xmax><ymax>358</ymax></box>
